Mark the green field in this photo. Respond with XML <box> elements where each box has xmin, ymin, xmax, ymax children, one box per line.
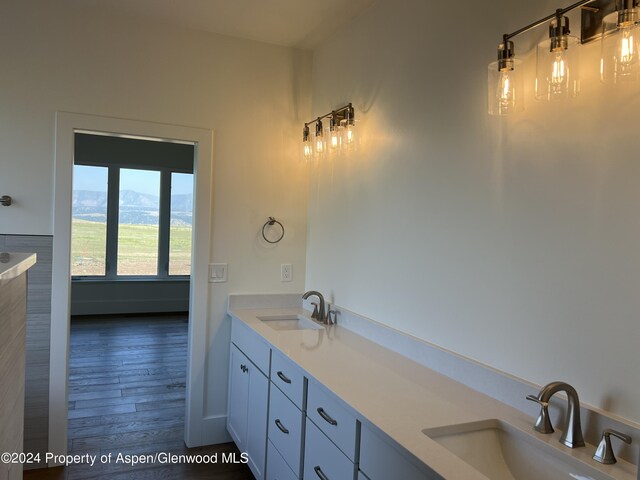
<box><xmin>72</xmin><ymin>219</ymin><xmax>192</xmax><ymax>276</ymax></box>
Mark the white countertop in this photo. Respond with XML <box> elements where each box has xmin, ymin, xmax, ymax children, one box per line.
<box><xmin>0</xmin><ymin>252</ymin><xmax>36</xmax><ymax>282</ymax></box>
<box><xmin>228</xmin><ymin>306</ymin><xmax>637</xmax><ymax>480</ymax></box>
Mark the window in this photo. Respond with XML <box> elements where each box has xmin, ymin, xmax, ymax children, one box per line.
<box><xmin>71</xmin><ymin>165</ymin><xmax>108</xmax><ymax>276</ymax></box>
<box><xmin>169</xmin><ymin>173</ymin><xmax>193</xmax><ymax>276</ymax></box>
<box><xmin>71</xmin><ymin>133</ymin><xmax>194</xmax><ymax>280</ymax></box>
<box><xmin>117</xmin><ymin>169</ymin><xmax>161</xmax><ymax>276</ymax></box>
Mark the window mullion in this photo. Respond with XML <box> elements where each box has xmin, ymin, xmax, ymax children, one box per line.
<box><xmin>158</xmin><ymin>169</ymin><xmax>172</xmax><ymax>278</ymax></box>
<box><xmin>105</xmin><ymin>167</ymin><xmax>120</xmax><ymax>279</ymax></box>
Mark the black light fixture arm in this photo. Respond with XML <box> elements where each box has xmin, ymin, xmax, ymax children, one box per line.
<box><xmin>303</xmin><ymin>103</ymin><xmax>353</xmax><ymax>129</ymax></box>
<box><xmin>501</xmin><ymin>0</ymin><xmax>597</xmax><ymax>43</ymax></box>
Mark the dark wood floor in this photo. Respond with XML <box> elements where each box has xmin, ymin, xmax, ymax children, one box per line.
<box><xmin>24</xmin><ymin>314</ymin><xmax>253</xmax><ymax>480</ymax></box>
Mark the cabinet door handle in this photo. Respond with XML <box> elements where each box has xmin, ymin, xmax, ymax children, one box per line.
<box><xmin>240</xmin><ymin>364</ymin><xmax>248</xmax><ymax>373</ymax></box>
<box><xmin>274</xmin><ymin>419</ymin><xmax>289</xmax><ymax>434</ymax></box>
<box><xmin>314</xmin><ymin>465</ymin><xmax>330</xmax><ymax>480</ymax></box>
<box><xmin>316</xmin><ymin>407</ymin><xmax>338</xmax><ymax>426</ymax></box>
<box><xmin>276</xmin><ymin>371</ymin><xmax>292</xmax><ymax>384</ymax></box>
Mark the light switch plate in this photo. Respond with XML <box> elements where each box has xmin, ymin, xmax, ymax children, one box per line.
<box><xmin>209</xmin><ymin>263</ymin><xmax>227</xmax><ymax>283</ymax></box>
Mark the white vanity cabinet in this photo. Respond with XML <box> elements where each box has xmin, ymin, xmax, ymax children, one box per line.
<box><xmin>227</xmin><ymin>313</ymin><xmax>436</xmax><ymax>480</ymax></box>
<box><xmin>228</xmin><ymin>319</ymin><xmax>271</xmax><ymax>480</ymax></box>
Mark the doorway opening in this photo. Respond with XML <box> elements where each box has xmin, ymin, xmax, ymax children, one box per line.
<box><xmin>51</xmin><ymin>113</ymin><xmax>215</xmax><ymax>466</ymax></box>
<box><xmin>67</xmin><ymin>132</ymin><xmax>193</xmax><ymax>459</ymax></box>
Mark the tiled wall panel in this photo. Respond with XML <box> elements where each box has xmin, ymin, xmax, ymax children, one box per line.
<box><xmin>1</xmin><ymin>235</ymin><xmax>52</xmax><ymax>468</ymax></box>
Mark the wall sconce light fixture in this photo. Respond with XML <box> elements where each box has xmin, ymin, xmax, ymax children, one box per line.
<box><xmin>302</xmin><ymin>103</ymin><xmax>355</xmax><ymax>160</ymax></box>
<box><xmin>489</xmin><ymin>0</ymin><xmax>638</xmax><ymax>115</ymax></box>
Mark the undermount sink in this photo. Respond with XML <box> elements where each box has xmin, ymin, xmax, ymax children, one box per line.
<box><xmin>257</xmin><ymin>314</ymin><xmax>323</xmax><ymax>331</ymax></box>
<box><xmin>423</xmin><ymin>419</ymin><xmax>610</xmax><ymax>480</ymax></box>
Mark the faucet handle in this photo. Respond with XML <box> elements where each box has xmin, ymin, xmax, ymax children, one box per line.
<box><xmin>326</xmin><ymin>304</ymin><xmax>337</xmax><ymax>325</ymax></box>
<box><xmin>526</xmin><ymin>395</ymin><xmax>554</xmax><ymax>434</ymax></box>
<box><xmin>593</xmin><ymin>429</ymin><xmax>632</xmax><ymax>464</ymax></box>
<box><xmin>310</xmin><ymin>302</ymin><xmax>319</xmax><ymax>320</ymax></box>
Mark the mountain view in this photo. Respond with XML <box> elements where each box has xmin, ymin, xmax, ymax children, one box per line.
<box><xmin>72</xmin><ymin>190</ymin><xmax>193</xmax><ymax>226</ymax></box>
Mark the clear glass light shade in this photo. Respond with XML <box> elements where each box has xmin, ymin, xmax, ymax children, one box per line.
<box><xmin>314</xmin><ymin>131</ymin><xmax>326</xmax><ymax>155</ymax></box>
<box><xmin>340</xmin><ymin>120</ymin><xmax>356</xmax><ymax>148</ymax></box>
<box><xmin>302</xmin><ymin>139</ymin><xmax>314</xmax><ymax>160</ymax></box>
<box><xmin>601</xmin><ymin>11</ymin><xmax>640</xmax><ymax>83</ymax></box>
<box><xmin>535</xmin><ymin>36</ymin><xmax>580</xmax><ymax>101</ymax></box>
<box><xmin>487</xmin><ymin>59</ymin><xmax>524</xmax><ymax>115</ymax></box>
<box><xmin>328</xmin><ymin>126</ymin><xmax>342</xmax><ymax>151</ymax></box>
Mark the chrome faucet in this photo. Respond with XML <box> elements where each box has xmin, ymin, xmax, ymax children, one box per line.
<box><xmin>302</xmin><ymin>290</ymin><xmax>326</xmax><ymax>322</ymax></box>
<box><xmin>302</xmin><ymin>290</ymin><xmax>337</xmax><ymax>324</ymax></box>
<box><xmin>526</xmin><ymin>381</ymin><xmax>585</xmax><ymax>448</ymax></box>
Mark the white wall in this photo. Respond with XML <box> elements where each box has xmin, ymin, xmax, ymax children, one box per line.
<box><xmin>306</xmin><ymin>0</ymin><xmax>640</xmax><ymax>425</ymax></box>
<box><xmin>0</xmin><ymin>0</ymin><xmax>309</xmax><ymax>444</ymax></box>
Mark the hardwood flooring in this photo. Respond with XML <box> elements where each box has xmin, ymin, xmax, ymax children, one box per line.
<box><xmin>24</xmin><ymin>314</ymin><xmax>253</xmax><ymax>480</ymax></box>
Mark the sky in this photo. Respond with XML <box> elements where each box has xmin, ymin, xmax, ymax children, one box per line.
<box><xmin>73</xmin><ymin>165</ymin><xmax>193</xmax><ymax>196</ymax></box>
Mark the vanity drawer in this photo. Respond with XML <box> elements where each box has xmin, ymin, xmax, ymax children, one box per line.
<box><xmin>231</xmin><ymin>317</ymin><xmax>271</xmax><ymax>376</ymax></box>
<box><xmin>268</xmin><ymin>384</ymin><xmax>304</xmax><ymax>476</ymax></box>
<box><xmin>304</xmin><ymin>418</ymin><xmax>356</xmax><ymax>480</ymax></box>
<box><xmin>266</xmin><ymin>440</ymin><xmax>298</xmax><ymax>480</ymax></box>
<box><xmin>307</xmin><ymin>380</ymin><xmax>358</xmax><ymax>461</ymax></box>
<box><xmin>271</xmin><ymin>348</ymin><xmax>306</xmax><ymax>409</ymax></box>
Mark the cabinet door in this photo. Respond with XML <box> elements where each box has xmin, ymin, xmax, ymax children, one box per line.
<box><xmin>246</xmin><ymin>359</ymin><xmax>269</xmax><ymax>480</ymax></box>
<box><xmin>227</xmin><ymin>344</ymin><xmax>269</xmax><ymax>480</ymax></box>
<box><xmin>360</xmin><ymin>424</ymin><xmax>433</xmax><ymax>480</ymax></box>
<box><xmin>227</xmin><ymin>345</ymin><xmax>249</xmax><ymax>451</ymax></box>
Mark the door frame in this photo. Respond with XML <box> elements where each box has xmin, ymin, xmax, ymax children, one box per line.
<box><xmin>50</xmin><ymin>112</ymin><xmax>214</xmax><ymax>465</ymax></box>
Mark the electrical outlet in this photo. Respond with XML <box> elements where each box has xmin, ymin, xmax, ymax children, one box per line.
<box><xmin>281</xmin><ymin>264</ymin><xmax>292</xmax><ymax>282</ymax></box>
<box><xmin>209</xmin><ymin>263</ymin><xmax>227</xmax><ymax>283</ymax></box>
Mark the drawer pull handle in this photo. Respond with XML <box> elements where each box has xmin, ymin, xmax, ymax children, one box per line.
<box><xmin>317</xmin><ymin>407</ymin><xmax>338</xmax><ymax>426</ymax></box>
<box><xmin>274</xmin><ymin>419</ymin><xmax>289</xmax><ymax>434</ymax></box>
<box><xmin>276</xmin><ymin>371</ymin><xmax>292</xmax><ymax>384</ymax></box>
<box><xmin>314</xmin><ymin>466</ymin><xmax>330</xmax><ymax>480</ymax></box>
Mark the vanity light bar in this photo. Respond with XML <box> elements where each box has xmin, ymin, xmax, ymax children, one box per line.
<box><xmin>489</xmin><ymin>0</ymin><xmax>637</xmax><ymax>114</ymax></box>
<box><xmin>302</xmin><ymin>103</ymin><xmax>355</xmax><ymax>159</ymax></box>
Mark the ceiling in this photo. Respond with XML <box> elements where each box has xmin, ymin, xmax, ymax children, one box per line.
<box><xmin>66</xmin><ymin>0</ymin><xmax>375</xmax><ymax>49</ymax></box>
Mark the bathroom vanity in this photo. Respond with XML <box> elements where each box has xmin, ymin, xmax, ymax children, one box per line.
<box><xmin>227</xmin><ymin>297</ymin><xmax>638</xmax><ymax>480</ymax></box>
<box><xmin>0</xmin><ymin>252</ymin><xmax>36</xmax><ymax>480</ymax></box>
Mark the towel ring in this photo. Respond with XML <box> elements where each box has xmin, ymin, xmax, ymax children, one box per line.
<box><xmin>262</xmin><ymin>217</ymin><xmax>285</xmax><ymax>244</ymax></box>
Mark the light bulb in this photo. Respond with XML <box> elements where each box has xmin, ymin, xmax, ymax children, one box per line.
<box><xmin>328</xmin><ymin>116</ymin><xmax>341</xmax><ymax>151</ymax></box>
<box><xmin>303</xmin><ymin>142</ymin><xmax>313</xmax><ymax>159</ymax></box>
<box><xmin>496</xmin><ymin>70</ymin><xmax>515</xmax><ymax>111</ymax></box>
<box><xmin>551</xmin><ymin>54</ymin><xmax>567</xmax><ymax>87</ymax></box>
<box><xmin>343</xmin><ymin>124</ymin><xmax>354</xmax><ymax>144</ymax></box>
<box><xmin>329</xmin><ymin>131</ymin><xmax>340</xmax><ymax>149</ymax></box>
<box><xmin>314</xmin><ymin>120</ymin><xmax>326</xmax><ymax>155</ymax></box>
<box><xmin>618</xmin><ymin>26</ymin><xmax>636</xmax><ymax>70</ymax></box>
